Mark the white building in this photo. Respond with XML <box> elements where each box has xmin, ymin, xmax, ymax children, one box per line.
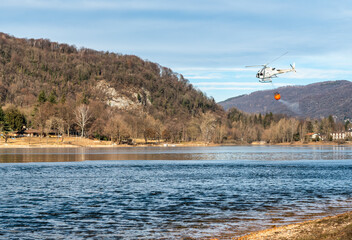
<box><xmin>331</xmin><ymin>131</ymin><xmax>352</xmax><ymax>140</ymax></box>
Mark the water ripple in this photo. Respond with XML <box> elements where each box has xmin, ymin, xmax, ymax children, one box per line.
<box><xmin>1</xmin><ymin>146</ymin><xmax>352</xmax><ymax>239</ymax></box>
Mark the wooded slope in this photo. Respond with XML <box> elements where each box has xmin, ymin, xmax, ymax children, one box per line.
<box><xmin>219</xmin><ymin>80</ymin><xmax>352</xmax><ymax>120</ymax></box>
<box><xmin>0</xmin><ymin>32</ymin><xmax>220</xmax><ymax>120</ymax></box>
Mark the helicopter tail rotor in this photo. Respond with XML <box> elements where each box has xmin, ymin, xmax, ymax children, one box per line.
<box><xmin>290</xmin><ymin>62</ymin><xmax>296</xmax><ymax>72</ymax></box>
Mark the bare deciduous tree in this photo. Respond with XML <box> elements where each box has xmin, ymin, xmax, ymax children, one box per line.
<box><xmin>74</xmin><ymin>104</ymin><xmax>92</xmax><ymax>137</ymax></box>
<box><xmin>33</xmin><ymin>103</ymin><xmax>55</xmax><ymax>138</ymax></box>
<box><xmin>104</xmin><ymin>114</ymin><xmax>131</xmax><ymax>144</ymax></box>
<box><xmin>45</xmin><ymin>116</ymin><xmax>65</xmax><ymax>142</ymax></box>
<box><xmin>200</xmin><ymin>112</ymin><xmax>217</xmax><ymax>143</ymax></box>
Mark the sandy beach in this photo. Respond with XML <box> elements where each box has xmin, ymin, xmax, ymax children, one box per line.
<box><xmin>232</xmin><ymin>211</ymin><xmax>352</xmax><ymax>240</ymax></box>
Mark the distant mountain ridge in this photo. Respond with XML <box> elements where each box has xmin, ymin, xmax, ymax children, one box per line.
<box><xmin>218</xmin><ymin>80</ymin><xmax>352</xmax><ymax>120</ymax></box>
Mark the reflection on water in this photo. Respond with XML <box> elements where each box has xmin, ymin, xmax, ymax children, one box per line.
<box><xmin>1</xmin><ymin>145</ymin><xmax>352</xmax><ymax>163</ymax></box>
<box><xmin>1</xmin><ymin>146</ymin><xmax>352</xmax><ymax>239</ymax></box>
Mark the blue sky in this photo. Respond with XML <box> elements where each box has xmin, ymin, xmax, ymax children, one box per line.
<box><xmin>1</xmin><ymin>0</ymin><xmax>352</xmax><ymax>102</ymax></box>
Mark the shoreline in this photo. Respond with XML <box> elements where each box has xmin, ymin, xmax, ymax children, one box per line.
<box><xmin>0</xmin><ymin>137</ymin><xmax>351</xmax><ymax>149</ymax></box>
<box><xmin>0</xmin><ymin>142</ymin><xmax>352</xmax><ymax>149</ymax></box>
<box><xmin>231</xmin><ymin>211</ymin><xmax>352</xmax><ymax>240</ymax></box>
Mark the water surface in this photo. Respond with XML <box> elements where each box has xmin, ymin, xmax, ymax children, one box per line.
<box><xmin>1</xmin><ymin>146</ymin><xmax>352</xmax><ymax>239</ymax></box>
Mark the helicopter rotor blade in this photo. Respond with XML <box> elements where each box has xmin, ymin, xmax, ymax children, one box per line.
<box><xmin>246</xmin><ymin>65</ymin><xmax>266</xmax><ymax>68</ymax></box>
<box><xmin>265</xmin><ymin>52</ymin><xmax>288</xmax><ymax>65</ymax></box>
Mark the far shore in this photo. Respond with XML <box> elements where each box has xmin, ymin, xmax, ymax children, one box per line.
<box><xmin>0</xmin><ymin>137</ymin><xmax>351</xmax><ymax>148</ymax></box>
<box><xmin>0</xmin><ymin>136</ymin><xmax>220</xmax><ymax>148</ymax></box>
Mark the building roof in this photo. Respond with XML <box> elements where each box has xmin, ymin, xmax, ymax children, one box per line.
<box><xmin>23</xmin><ymin>128</ymin><xmax>41</xmax><ymax>134</ymax></box>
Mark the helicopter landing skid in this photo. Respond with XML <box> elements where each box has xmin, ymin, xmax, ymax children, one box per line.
<box><xmin>259</xmin><ymin>79</ymin><xmax>272</xmax><ymax>83</ymax></box>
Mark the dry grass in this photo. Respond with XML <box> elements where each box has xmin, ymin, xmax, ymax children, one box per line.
<box><xmin>0</xmin><ymin>136</ymin><xmax>115</xmax><ymax>148</ymax></box>
<box><xmin>0</xmin><ymin>136</ymin><xmax>350</xmax><ymax>148</ymax></box>
<box><xmin>0</xmin><ymin>136</ymin><xmax>222</xmax><ymax>148</ymax></box>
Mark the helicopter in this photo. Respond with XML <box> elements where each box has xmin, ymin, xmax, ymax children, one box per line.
<box><xmin>246</xmin><ymin>52</ymin><xmax>296</xmax><ymax>83</ymax></box>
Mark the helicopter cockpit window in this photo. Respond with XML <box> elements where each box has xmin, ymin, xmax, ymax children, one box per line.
<box><xmin>272</xmin><ymin>68</ymin><xmax>276</xmax><ymax>70</ymax></box>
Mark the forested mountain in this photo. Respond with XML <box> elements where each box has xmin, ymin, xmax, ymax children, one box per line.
<box><xmin>0</xmin><ymin>32</ymin><xmax>223</xmax><ymax>142</ymax></box>
<box><xmin>219</xmin><ymin>80</ymin><xmax>352</xmax><ymax>121</ymax></box>
<box><xmin>0</xmin><ymin>32</ymin><xmax>219</xmax><ymax>116</ymax></box>
<box><xmin>0</xmin><ymin>32</ymin><xmax>347</xmax><ymax>144</ymax></box>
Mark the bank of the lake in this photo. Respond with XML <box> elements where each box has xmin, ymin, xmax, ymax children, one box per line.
<box><xmin>0</xmin><ymin>136</ymin><xmax>351</xmax><ymax>149</ymax></box>
<box><xmin>233</xmin><ymin>211</ymin><xmax>352</xmax><ymax>240</ymax></box>
<box><xmin>0</xmin><ymin>136</ymin><xmax>221</xmax><ymax>148</ymax></box>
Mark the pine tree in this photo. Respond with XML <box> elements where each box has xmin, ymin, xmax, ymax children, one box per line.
<box><xmin>38</xmin><ymin>90</ymin><xmax>47</xmax><ymax>103</ymax></box>
<box><xmin>4</xmin><ymin>107</ymin><xmax>26</xmax><ymax>132</ymax></box>
<box><xmin>60</xmin><ymin>94</ymin><xmax>66</xmax><ymax>104</ymax></box>
<box><xmin>0</xmin><ymin>107</ymin><xmax>4</xmax><ymax>123</ymax></box>
<box><xmin>48</xmin><ymin>90</ymin><xmax>57</xmax><ymax>104</ymax></box>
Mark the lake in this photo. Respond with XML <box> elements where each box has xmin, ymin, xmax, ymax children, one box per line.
<box><xmin>1</xmin><ymin>146</ymin><xmax>352</xmax><ymax>239</ymax></box>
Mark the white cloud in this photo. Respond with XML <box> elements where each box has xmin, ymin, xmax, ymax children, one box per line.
<box><xmin>0</xmin><ymin>0</ymin><xmax>138</xmax><ymax>10</ymax></box>
<box><xmin>194</xmin><ymin>82</ymin><xmax>292</xmax><ymax>87</ymax></box>
<box><xmin>175</xmin><ymin>67</ymin><xmax>252</xmax><ymax>72</ymax></box>
<box><xmin>185</xmin><ymin>76</ymin><xmax>218</xmax><ymax>80</ymax></box>
<box><xmin>0</xmin><ymin>0</ymin><xmax>226</xmax><ymax>11</ymax></box>
<box><xmin>198</xmin><ymin>87</ymin><xmax>258</xmax><ymax>91</ymax></box>
<box><xmin>0</xmin><ymin>0</ymin><xmax>291</xmax><ymax>13</ymax></box>
<box><xmin>285</xmin><ymin>68</ymin><xmax>352</xmax><ymax>79</ymax></box>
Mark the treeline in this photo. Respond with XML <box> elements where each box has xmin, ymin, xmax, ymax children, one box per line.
<box><xmin>1</xmin><ymin>95</ymin><xmax>346</xmax><ymax>144</ymax></box>
<box><xmin>226</xmin><ymin>108</ymin><xmax>346</xmax><ymax>143</ymax></box>
<box><xmin>0</xmin><ymin>90</ymin><xmax>225</xmax><ymax>144</ymax></box>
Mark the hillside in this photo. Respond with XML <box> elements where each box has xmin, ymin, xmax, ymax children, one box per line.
<box><xmin>0</xmin><ymin>32</ymin><xmax>220</xmax><ymax>119</ymax></box>
<box><xmin>0</xmin><ymin>32</ymin><xmax>224</xmax><ymax>142</ymax></box>
<box><xmin>219</xmin><ymin>80</ymin><xmax>352</xmax><ymax>120</ymax></box>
